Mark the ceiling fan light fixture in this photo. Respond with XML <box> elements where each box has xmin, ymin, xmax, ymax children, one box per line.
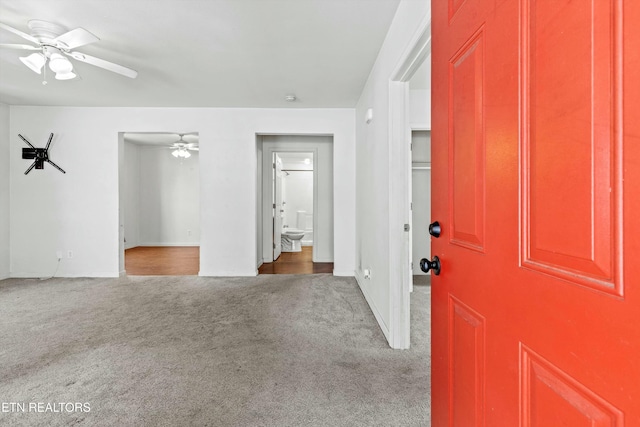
<box><xmin>48</xmin><ymin>53</ymin><xmax>74</xmax><ymax>74</ymax></box>
<box><xmin>19</xmin><ymin>52</ymin><xmax>46</xmax><ymax>74</ymax></box>
<box><xmin>171</xmin><ymin>147</ymin><xmax>191</xmax><ymax>158</ymax></box>
<box><xmin>55</xmin><ymin>71</ymin><xmax>77</xmax><ymax>80</ymax></box>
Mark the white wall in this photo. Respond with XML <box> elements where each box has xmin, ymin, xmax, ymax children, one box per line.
<box><xmin>138</xmin><ymin>147</ymin><xmax>200</xmax><ymax>246</ymax></box>
<box><xmin>123</xmin><ymin>141</ymin><xmax>141</xmax><ymax>249</ymax></box>
<box><xmin>410</xmin><ymin>89</ymin><xmax>431</xmax><ymax>129</ymax></box>
<box><xmin>0</xmin><ymin>103</ymin><xmax>9</xmax><ymax>279</ymax></box>
<box><xmin>9</xmin><ymin>107</ymin><xmax>355</xmax><ymax>277</ymax></box>
<box><xmin>355</xmin><ymin>0</ymin><xmax>430</xmax><ymax>342</ymax></box>
<box><xmin>124</xmin><ymin>141</ymin><xmax>200</xmax><ymax>249</ymax></box>
<box><xmin>283</xmin><ymin>171</ymin><xmax>313</xmax><ymax>230</ymax></box>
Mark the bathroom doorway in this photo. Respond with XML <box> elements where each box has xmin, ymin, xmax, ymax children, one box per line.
<box><xmin>260</xmin><ymin>151</ymin><xmax>331</xmax><ymax>274</ymax></box>
<box><xmin>256</xmin><ymin>135</ymin><xmax>334</xmax><ymax>274</ymax></box>
<box><xmin>277</xmin><ymin>152</ymin><xmax>314</xmax><ymax>258</ymax></box>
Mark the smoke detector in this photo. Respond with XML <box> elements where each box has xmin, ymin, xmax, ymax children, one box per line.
<box><xmin>285</xmin><ymin>95</ymin><xmax>297</xmax><ymax>102</ymax></box>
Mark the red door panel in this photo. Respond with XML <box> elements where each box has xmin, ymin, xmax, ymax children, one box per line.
<box><xmin>449</xmin><ymin>27</ymin><xmax>485</xmax><ymax>252</ymax></box>
<box><xmin>522</xmin><ymin>0</ymin><xmax>621</xmax><ymax>293</ymax></box>
<box><xmin>449</xmin><ymin>296</ymin><xmax>485</xmax><ymax>426</ymax></box>
<box><xmin>432</xmin><ymin>0</ymin><xmax>640</xmax><ymax>425</ymax></box>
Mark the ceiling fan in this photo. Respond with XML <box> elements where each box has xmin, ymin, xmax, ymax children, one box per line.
<box><xmin>168</xmin><ymin>134</ymin><xmax>199</xmax><ymax>158</ymax></box>
<box><xmin>0</xmin><ymin>20</ymin><xmax>137</xmax><ymax>81</ymax></box>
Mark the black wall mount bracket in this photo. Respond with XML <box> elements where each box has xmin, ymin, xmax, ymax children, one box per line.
<box><xmin>20</xmin><ymin>133</ymin><xmax>66</xmax><ymax>175</ymax></box>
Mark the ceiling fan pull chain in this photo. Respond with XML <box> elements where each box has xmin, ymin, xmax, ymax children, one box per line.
<box><xmin>42</xmin><ymin>60</ymin><xmax>47</xmax><ymax>85</ymax></box>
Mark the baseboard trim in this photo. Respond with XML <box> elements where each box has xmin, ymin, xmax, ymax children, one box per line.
<box><xmin>332</xmin><ymin>270</ymin><xmax>354</xmax><ymax>277</ymax></box>
<box><xmin>355</xmin><ymin>270</ymin><xmax>390</xmax><ymax>344</ymax></box>
<box><xmin>10</xmin><ymin>272</ymin><xmax>120</xmax><ymax>278</ymax></box>
<box><xmin>199</xmin><ymin>270</ymin><xmax>257</xmax><ymax>277</ymax></box>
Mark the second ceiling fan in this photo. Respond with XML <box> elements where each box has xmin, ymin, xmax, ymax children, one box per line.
<box><xmin>168</xmin><ymin>134</ymin><xmax>199</xmax><ymax>159</ymax></box>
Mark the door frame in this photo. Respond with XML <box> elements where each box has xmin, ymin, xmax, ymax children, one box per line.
<box><xmin>387</xmin><ymin>19</ymin><xmax>431</xmax><ymax>349</ymax></box>
<box><xmin>262</xmin><ymin>147</ymin><xmax>319</xmax><ymax>263</ymax></box>
<box><xmin>257</xmin><ymin>135</ymin><xmax>334</xmax><ymax>267</ymax></box>
<box><xmin>273</xmin><ymin>153</ymin><xmax>284</xmax><ymax>261</ymax></box>
<box><xmin>270</xmin><ymin>151</ymin><xmax>315</xmax><ymax>262</ymax></box>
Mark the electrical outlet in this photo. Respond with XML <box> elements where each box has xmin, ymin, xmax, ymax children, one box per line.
<box><xmin>67</xmin><ymin>250</ymin><xmax>73</xmax><ymax>259</ymax></box>
<box><xmin>56</xmin><ymin>251</ymin><xmax>62</xmax><ymax>260</ymax></box>
<box><xmin>188</xmin><ymin>229</ymin><xmax>192</xmax><ymax>236</ymax></box>
<box><xmin>363</xmin><ymin>269</ymin><xmax>371</xmax><ymax>279</ymax></box>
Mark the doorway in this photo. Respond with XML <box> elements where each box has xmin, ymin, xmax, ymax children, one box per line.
<box><xmin>256</xmin><ymin>135</ymin><xmax>334</xmax><ymax>274</ymax></box>
<box><xmin>118</xmin><ymin>132</ymin><xmax>200</xmax><ymax>276</ymax></box>
<box><xmin>410</xmin><ymin>130</ymin><xmax>431</xmax><ymax>282</ymax></box>
<box><xmin>259</xmin><ymin>151</ymin><xmax>333</xmax><ymax>274</ymax></box>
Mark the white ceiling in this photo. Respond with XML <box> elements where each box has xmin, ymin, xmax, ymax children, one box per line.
<box><xmin>279</xmin><ymin>152</ymin><xmax>314</xmax><ymax>169</ymax></box>
<box><xmin>0</xmin><ymin>0</ymin><xmax>401</xmax><ymax>108</ymax></box>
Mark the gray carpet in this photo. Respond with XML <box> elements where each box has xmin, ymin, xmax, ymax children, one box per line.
<box><xmin>0</xmin><ymin>274</ymin><xmax>430</xmax><ymax>426</ymax></box>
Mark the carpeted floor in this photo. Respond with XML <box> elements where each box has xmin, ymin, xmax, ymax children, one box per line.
<box><xmin>0</xmin><ymin>274</ymin><xmax>431</xmax><ymax>426</ymax></box>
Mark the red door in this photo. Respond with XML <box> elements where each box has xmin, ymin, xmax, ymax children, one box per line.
<box><xmin>431</xmin><ymin>0</ymin><xmax>640</xmax><ymax>425</ymax></box>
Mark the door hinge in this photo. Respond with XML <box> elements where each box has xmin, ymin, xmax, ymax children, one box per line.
<box><xmin>410</xmin><ymin>202</ymin><xmax>413</xmax><ymax>210</ymax></box>
<box><xmin>273</xmin><ymin>243</ymin><xmax>276</xmax><ymax>249</ymax></box>
<box><xmin>410</xmin><ymin>261</ymin><xmax>413</xmax><ymax>270</ymax></box>
<box><xmin>273</xmin><ymin>203</ymin><xmax>276</xmax><ymax>208</ymax></box>
<box><xmin>404</xmin><ymin>224</ymin><xmax>410</xmax><ymax>232</ymax></box>
<box><xmin>273</xmin><ymin>163</ymin><xmax>276</xmax><ymax>169</ymax></box>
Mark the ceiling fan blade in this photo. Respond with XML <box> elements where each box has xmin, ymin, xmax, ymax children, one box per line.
<box><xmin>67</xmin><ymin>51</ymin><xmax>137</xmax><ymax>79</ymax></box>
<box><xmin>0</xmin><ymin>22</ymin><xmax>39</xmax><ymax>44</ymax></box>
<box><xmin>0</xmin><ymin>43</ymin><xmax>39</xmax><ymax>50</ymax></box>
<box><xmin>54</xmin><ymin>27</ymin><xmax>99</xmax><ymax>50</ymax></box>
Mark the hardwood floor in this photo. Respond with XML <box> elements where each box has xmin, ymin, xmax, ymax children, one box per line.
<box><xmin>258</xmin><ymin>246</ymin><xmax>333</xmax><ymax>274</ymax></box>
<box><xmin>125</xmin><ymin>246</ymin><xmax>331</xmax><ymax>276</ymax></box>
<box><xmin>125</xmin><ymin>246</ymin><xmax>199</xmax><ymax>276</ymax></box>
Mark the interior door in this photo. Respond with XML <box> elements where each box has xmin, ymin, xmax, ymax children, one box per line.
<box><xmin>273</xmin><ymin>154</ymin><xmax>283</xmax><ymax>261</ymax></box>
<box><xmin>431</xmin><ymin>0</ymin><xmax>640</xmax><ymax>425</ymax></box>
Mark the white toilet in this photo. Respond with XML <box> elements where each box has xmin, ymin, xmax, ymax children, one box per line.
<box><xmin>281</xmin><ymin>228</ymin><xmax>305</xmax><ymax>252</ymax></box>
